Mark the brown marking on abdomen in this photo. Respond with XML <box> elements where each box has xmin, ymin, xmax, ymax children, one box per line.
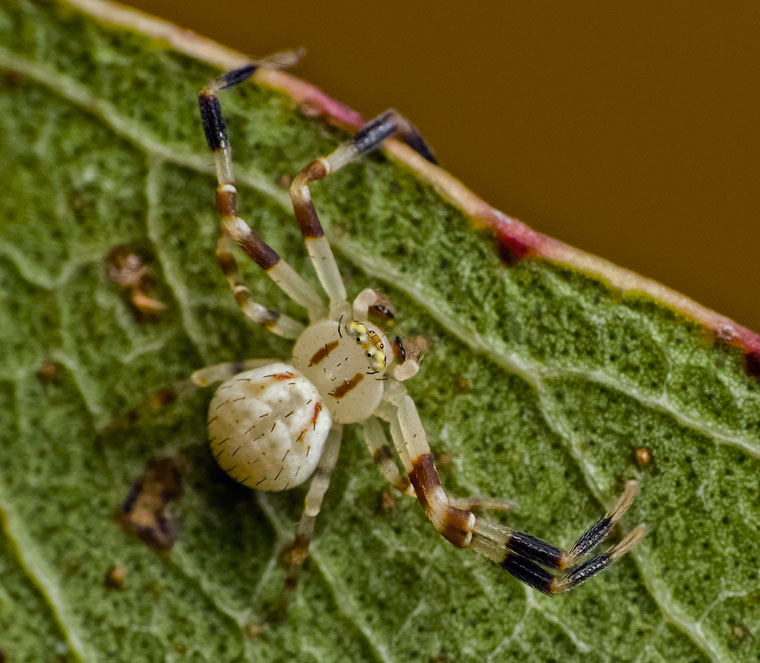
<box><xmin>309</xmin><ymin>341</ymin><xmax>339</xmax><ymax>366</ymax></box>
<box><xmin>272</xmin><ymin>372</ymin><xmax>294</xmax><ymax>381</ymax></box>
<box><xmin>329</xmin><ymin>372</ymin><xmax>364</xmax><ymax>399</ymax></box>
<box><xmin>310</xmin><ymin>401</ymin><xmax>322</xmax><ymax>424</ymax></box>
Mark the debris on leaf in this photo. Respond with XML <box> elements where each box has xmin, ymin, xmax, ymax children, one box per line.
<box><xmin>104</xmin><ymin>563</ymin><xmax>127</xmax><ymax>589</ymax></box>
<box><xmin>635</xmin><ymin>447</ymin><xmax>652</xmax><ymax>469</ymax></box>
<box><xmin>105</xmin><ymin>243</ymin><xmax>167</xmax><ymax>318</ymax></box>
<box><xmin>116</xmin><ymin>458</ymin><xmax>182</xmax><ymax>550</ymax></box>
<box><xmin>36</xmin><ymin>360</ymin><xmax>61</xmax><ymax>385</ymax></box>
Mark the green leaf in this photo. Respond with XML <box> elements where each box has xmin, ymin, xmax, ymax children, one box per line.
<box><xmin>1</xmin><ymin>1</ymin><xmax>759</xmax><ymax>661</ymax></box>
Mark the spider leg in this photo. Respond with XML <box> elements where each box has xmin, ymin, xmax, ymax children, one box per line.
<box><xmin>289</xmin><ymin>109</ymin><xmax>436</xmax><ymax>319</ymax></box>
<box><xmin>383</xmin><ymin>381</ymin><xmax>645</xmax><ymax>595</ymax></box>
<box><xmin>448</xmin><ymin>496</ymin><xmax>515</xmax><ymax>512</ymax></box>
<box><xmin>352</xmin><ymin>288</ymin><xmax>379</xmax><ymax>320</ymax></box>
<box><xmin>101</xmin><ymin>359</ymin><xmax>278</xmax><ymax>433</ymax></box>
<box><xmin>392</xmin><ymin>357</ymin><xmax>420</xmax><ymax>382</ymax></box>
<box><xmin>215</xmin><ymin>228</ymin><xmax>303</xmax><ymax>339</ymax></box>
<box><xmin>190</xmin><ymin>358</ymin><xmax>279</xmax><ymax>387</ymax></box>
<box><xmin>364</xmin><ymin>416</ymin><xmax>514</xmax><ymax>511</ymax></box>
<box><xmin>363</xmin><ymin>416</ymin><xmax>415</xmax><ymax>497</ymax></box>
<box><xmin>199</xmin><ymin>68</ymin><xmax>326</xmax><ymax>320</ymax></box>
<box><xmin>276</xmin><ymin>423</ymin><xmax>343</xmax><ymax>616</ymax></box>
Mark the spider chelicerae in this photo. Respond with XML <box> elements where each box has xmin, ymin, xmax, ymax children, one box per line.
<box><xmin>189</xmin><ymin>60</ymin><xmax>646</xmax><ymax>607</ymax></box>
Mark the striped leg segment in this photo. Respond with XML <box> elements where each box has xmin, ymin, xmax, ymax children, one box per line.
<box><xmin>289</xmin><ymin>161</ymin><xmax>347</xmax><ymax>316</ymax></box>
<box><xmin>363</xmin><ymin>416</ymin><xmax>513</xmax><ymax>511</ymax></box>
<box><xmin>343</xmin><ymin>109</ymin><xmax>438</xmax><ymax>166</ymax></box>
<box><xmin>199</xmin><ymin>66</ymin><xmax>326</xmax><ymax>320</ymax></box>
<box><xmin>475</xmin><ymin>483</ymin><xmax>645</xmax><ymax>595</ymax></box>
<box><xmin>277</xmin><ymin>423</ymin><xmax>344</xmax><ymax>615</ymax></box>
<box><xmin>190</xmin><ymin>358</ymin><xmax>279</xmax><ymax>387</ymax></box>
<box><xmin>363</xmin><ymin>416</ymin><xmax>415</xmax><ymax>497</ymax></box>
<box><xmin>289</xmin><ymin>109</ymin><xmax>436</xmax><ymax>317</ymax></box>
<box><xmin>101</xmin><ymin>359</ymin><xmax>276</xmax><ymax>433</ymax></box>
<box><xmin>216</xmin><ymin>229</ymin><xmax>304</xmax><ymax>339</ymax></box>
<box><xmin>384</xmin><ymin>381</ymin><xmax>644</xmax><ymax>594</ymax></box>
<box><xmin>448</xmin><ymin>495</ymin><xmax>515</xmax><ymax>512</ymax></box>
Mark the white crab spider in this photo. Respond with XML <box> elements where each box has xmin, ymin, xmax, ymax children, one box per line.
<box><xmin>205</xmin><ymin>314</ymin><xmax>403</xmax><ymax>493</ymax></box>
<box><xmin>191</xmin><ymin>62</ymin><xmax>645</xmax><ymax>609</ymax></box>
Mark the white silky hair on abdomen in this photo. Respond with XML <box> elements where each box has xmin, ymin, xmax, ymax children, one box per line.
<box><xmin>208</xmin><ymin>362</ymin><xmax>332</xmax><ymax>491</ymax></box>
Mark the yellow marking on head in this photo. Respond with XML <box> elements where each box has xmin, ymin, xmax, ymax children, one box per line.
<box><xmin>346</xmin><ymin>321</ymin><xmax>386</xmax><ymax>372</ymax></box>
<box><xmin>366</xmin><ymin>329</ymin><xmax>386</xmax><ymax>371</ymax></box>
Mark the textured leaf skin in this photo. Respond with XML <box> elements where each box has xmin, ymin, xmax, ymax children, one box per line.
<box><xmin>0</xmin><ymin>1</ymin><xmax>759</xmax><ymax>662</ymax></box>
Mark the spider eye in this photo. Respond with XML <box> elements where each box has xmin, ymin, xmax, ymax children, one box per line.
<box><xmin>355</xmin><ymin>338</ymin><xmax>361</xmax><ymax>344</ymax></box>
<box><xmin>366</xmin><ymin>353</ymin><xmax>372</xmax><ymax>358</ymax></box>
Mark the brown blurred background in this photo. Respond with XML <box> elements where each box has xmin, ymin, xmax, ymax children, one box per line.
<box><xmin>124</xmin><ymin>0</ymin><xmax>759</xmax><ymax>332</ymax></box>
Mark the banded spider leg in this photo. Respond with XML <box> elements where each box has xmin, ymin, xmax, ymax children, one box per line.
<box><xmin>194</xmin><ymin>59</ymin><xmax>645</xmax><ymax>615</ymax></box>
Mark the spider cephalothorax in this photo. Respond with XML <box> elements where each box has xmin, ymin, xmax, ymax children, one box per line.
<box><xmin>188</xmin><ymin>60</ymin><xmax>645</xmax><ymax>611</ymax></box>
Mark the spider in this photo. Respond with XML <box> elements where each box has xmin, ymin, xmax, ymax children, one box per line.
<box><xmin>190</xmin><ymin>61</ymin><xmax>645</xmax><ymax>607</ymax></box>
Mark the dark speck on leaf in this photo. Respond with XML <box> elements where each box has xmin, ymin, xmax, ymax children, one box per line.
<box><xmin>36</xmin><ymin>360</ymin><xmax>60</xmax><ymax>385</ymax></box>
<box><xmin>744</xmin><ymin>350</ymin><xmax>760</xmax><ymax>378</ymax></box>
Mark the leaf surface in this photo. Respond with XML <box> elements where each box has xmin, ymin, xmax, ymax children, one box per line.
<box><xmin>0</xmin><ymin>2</ymin><xmax>759</xmax><ymax>662</ymax></box>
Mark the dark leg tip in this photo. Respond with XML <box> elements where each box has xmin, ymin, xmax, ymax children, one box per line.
<box><xmin>218</xmin><ymin>64</ymin><xmax>259</xmax><ymax>89</ymax></box>
<box><xmin>570</xmin><ymin>516</ymin><xmax>612</xmax><ymax>559</ymax></box>
<box><xmin>401</xmin><ymin>130</ymin><xmax>438</xmax><ymax>164</ymax></box>
<box><xmin>198</xmin><ymin>94</ymin><xmax>227</xmax><ymax>151</ymax></box>
<box><xmin>353</xmin><ymin>111</ymin><xmax>398</xmax><ymax>155</ymax></box>
<box><xmin>565</xmin><ymin>553</ymin><xmax>611</xmax><ymax>589</ymax></box>
<box><xmin>507</xmin><ymin>530</ymin><xmax>564</xmax><ymax>569</ymax></box>
<box><xmin>501</xmin><ymin>553</ymin><xmax>555</xmax><ymax>595</ymax></box>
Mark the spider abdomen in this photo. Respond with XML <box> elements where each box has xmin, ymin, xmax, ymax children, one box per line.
<box><xmin>207</xmin><ymin>363</ymin><xmax>332</xmax><ymax>491</ymax></box>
